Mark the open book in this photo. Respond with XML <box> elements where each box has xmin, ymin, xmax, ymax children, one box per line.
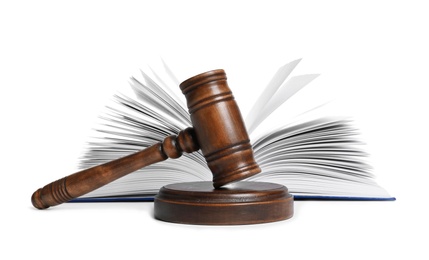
<box><xmin>75</xmin><ymin>59</ymin><xmax>393</xmax><ymax>201</ymax></box>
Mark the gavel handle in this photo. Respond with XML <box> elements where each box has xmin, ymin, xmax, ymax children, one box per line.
<box><xmin>31</xmin><ymin>128</ymin><xmax>199</xmax><ymax>209</ymax></box>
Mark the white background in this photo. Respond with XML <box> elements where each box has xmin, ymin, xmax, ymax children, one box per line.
<box><xmin>1</xmin><ymin>1</ymin><xmax>428</xmax><ymax>259</ymax></box>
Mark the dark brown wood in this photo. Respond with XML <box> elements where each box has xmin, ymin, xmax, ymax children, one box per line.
<box><xmin>31</xmin><ymin>69</ymin><xmax>261</xmax><ymax>209</ymax></box>
<box><xmin>31</xmin><ymin>128</ymin><xmax>199</xmax><ymax>209</ymax></box>
<box><xmin>180</xmin><ymin>70</ymin><xmax>261</xmax><ymax>187</ymax></box>
<box><xmin>154</xmin><ymin>181</ymin><xmax>294</xmax><ymax>225</ymax></box>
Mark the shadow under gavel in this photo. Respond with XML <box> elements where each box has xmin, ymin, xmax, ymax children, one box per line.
<box><xmin>31</xmin><ymin>69</ymin><xmax>261</xmax><ymax>209</ymax></box>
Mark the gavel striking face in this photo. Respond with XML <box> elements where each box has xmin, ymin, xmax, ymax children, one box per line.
<box><xmin>31</xmin><ymin>69</ymin><xmax>261</xmax><ymax>209</ymax></box>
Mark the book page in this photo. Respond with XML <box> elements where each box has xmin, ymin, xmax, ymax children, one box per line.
<box><xmin>245</xmin><ymin>59</ymin><xmax>302</xmax><ymax>133</ymax></box>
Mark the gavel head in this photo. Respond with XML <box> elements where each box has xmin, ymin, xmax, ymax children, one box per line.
<box><xmin>180</xmin><ymin>69</ymin><xmax>261</xmax><ymax>188</ymax></box>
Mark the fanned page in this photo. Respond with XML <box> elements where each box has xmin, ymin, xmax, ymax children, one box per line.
<box><xmin>250</xmin><ymin>118</ymin><xmax>390</xmax><ymax>198</ymax></box>
<box><xmin>246</xmin><ymin>59</ymin><xmax>301</xmax><ymax>134</ymax></box>
<box><xmin>77</xmin><ymin>61</ymin><xmax>393</xmax><ymax>200</ymax></box>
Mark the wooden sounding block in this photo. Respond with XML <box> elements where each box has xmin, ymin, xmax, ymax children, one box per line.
<box><xmin>155</xmin><ymin>181</ymin><xmax>293</xmax><ymax>225</ymax></box>
<box><xmin>31</xmin><ymin>69</ymin><xmax>293</xmax><ymax>225</ymax></box>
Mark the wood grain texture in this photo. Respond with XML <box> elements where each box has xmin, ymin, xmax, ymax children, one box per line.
<box><xmin>180</xmin><ymin>70</ymin><xmax>261</xmax><ymax>187</ymax></box>
<box><xmin>31</xmin><ymin>70</ymin><xmax>261</xmax><ymax>209</ymax></box>
<box><xmin>32</xmin><ymin>128</ymin><xmax>198</xmax><ymax>209</ymax></box>
<box><xmin>154</xmin><ymin>181</ymin><xmax>294</xmax><ymax>225</ymax></box>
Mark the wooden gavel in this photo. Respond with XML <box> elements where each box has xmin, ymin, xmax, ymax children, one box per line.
<box><xmin>31</xmin><ymin>69</ymin><xmax>262</xmax><ymax>209</ymax></box>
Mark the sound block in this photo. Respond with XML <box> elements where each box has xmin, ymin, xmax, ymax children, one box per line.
<box><xmin>154</xmin><ymin>181</ymin><xmax>293</xmax><ymax>225</ymax></box>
